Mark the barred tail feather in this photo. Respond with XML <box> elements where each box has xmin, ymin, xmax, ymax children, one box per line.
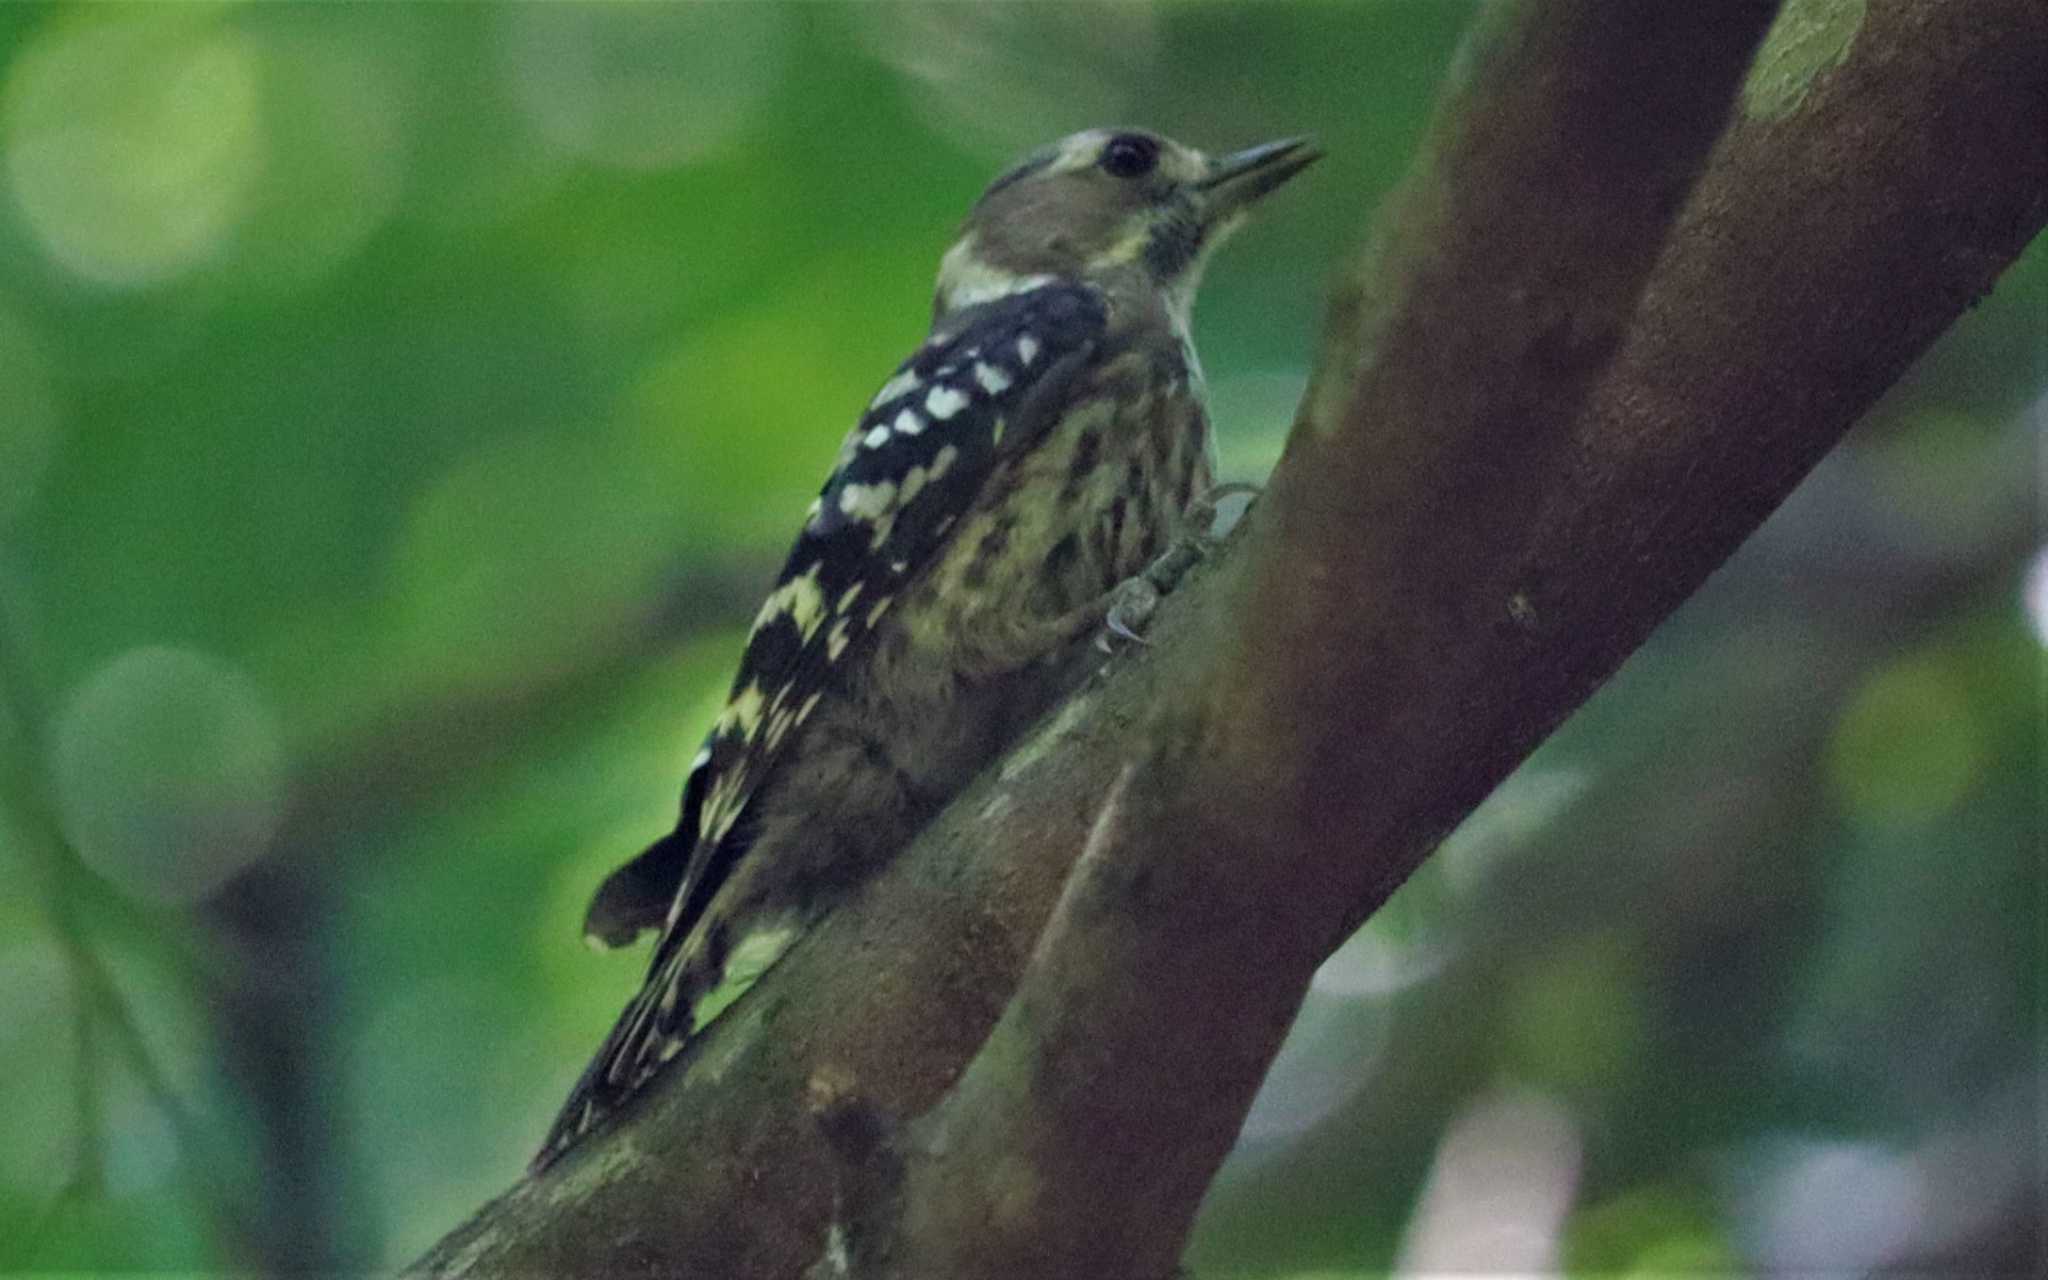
<box><xmin>532</xmin><ymin>916</ymin><xmax>804</xmax><ymax>1171</ymax></box>
<box><xmin>531</xmin><ymin>941</ymin><xmax>698</xmax><ymax>1171</ymax></box>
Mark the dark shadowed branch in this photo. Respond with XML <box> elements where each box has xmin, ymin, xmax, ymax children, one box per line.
<box><xmin>409</xmin><ymin>0</ymin><xmax>2046</xmax><ymax>1275</ymax></box>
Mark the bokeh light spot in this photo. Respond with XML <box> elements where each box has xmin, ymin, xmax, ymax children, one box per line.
<box><xmin>858</xmin><ymin>4</ymin><xmax>1159</xmax><ymax>155</ymax></box>
<box><xmin>388</xmin><ymin>430</ymin><xmax>674</xmax><ymax>687</ymax></box>
<box><xmin>220</xmin><ymin>24</ymin><xmax>408</xmax><ymax>293</ymax></box>
<box><xmin>51</xmin><ymin>647</ymin><xmax>288</xmax><ymax>905</ymax></box>
<box><xmin>3</xmin><ymin>12</ymin><xmax>266</xmax><ymax>288</ymax></box>
<box><xmin>0</xmin><ymin>937</ymin><xmax>75</xmax><ymax>1199</ymax></box>
<box><xmin>349</xmin><ymin>977</ymin><xmax>528</xmax><ymax>1263</ymax></box>
<box><xmin>1399</xmin><ymin>1087</ymin><xmax>1582</xmax><ymax>1274</ymax></box>
<box><xmin>1740</xmin><ymin>1138</ymin><xmax>1925</xmax><ymax>1270</ymax></box>
<box><xmin>1566</xmin><ymin>1186</ymin><xmax>1738</xmax><ymax>1277</ymax></box>
<box><xmin>624</xmin><ymin>304</ymin><xmax>875</xmax><ymax>550</ymax></box>
<box><xmin>1437</xmin><ymin>766</ymin><xmax>1589</xmax><ymax>896</ymax></box>
<box><xmin>1310</xmin><ymin>917</ymin><xmax>1448</xmax><ymax>1000</ymax></box>
<box><xmin>0</xmin><ymin>304</ymin><xmax>62</xmax><ymax>524</ymax></box>
<box><xmin>1623</xmin><ymin>1230</ymin><xmax>1745</xmax><ymax>1278</ymax></box>
<box><xmin>1503</xmin><ymin>934</ymin><xmax>1647</xmax><ymax>1097</ymax></box>
<box><xmin>1826</xmin><ymin>651</ymin><xmax>1985</xmax><ymax>827</ymax></box>
<box><xmin>497</xmin><ymin>3</ymin><xmax>788</xmax><ymax>171</ymax></box>
<box><xmin>1234</xmin><ymin>993</ymin><xmax>1389</xmax><ymax>1156</ymax></box>
<box><xmin>2021</xmin><ymin>544</ymin><xmax>2048</xmax><ymax>648</ymax></box>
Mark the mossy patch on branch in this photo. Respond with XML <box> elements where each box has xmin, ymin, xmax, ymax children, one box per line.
<box><xmin>1741</xmin><ymin>0</ymin><xmax>1864</xmax><ymax>123</ymax></box>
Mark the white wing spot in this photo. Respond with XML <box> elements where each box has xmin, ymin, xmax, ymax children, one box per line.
<box><xmin>892</xmin><ymin>407</ymin><xmax>923</xmax><ymax>437</ymax></box>
<box><xmin>1017</xmin><ymin>335</ymin><xmax>1040</xmax><ymax>366</ymax></box>
<box><xmin>897</xmin><ymin>462</ymin><xmax>931</xmax><ymax>506</ymax></box>
<box><xmin>862</xmin><ymin>424</ymin><xmax>891</xmax><ymax>449</ymax></box>
<box><xmin>868</xmin><ymin>367</ymin><xmax>922</xmax><ymax>410</ymax></box>
<box><xmin>837</xmin><ymin>581</ymin><xmax>864</xmax><ymax>614</ymax></box>
<box><xmin>690</xmin><ymin>746</ymin><xmax>711</xmax><ymax>770</ymax></box>
<box><xmin>973</xmin><ymin>361</ymin><xmax>1012</xmax><ymax>394</ymax></box>
<box><xmin>826</xmin><ymin>617</ymin><xmax>853</xmax><ymax>661</ymax></box>
<box><xmin>837</xmin><ymin>480</ymin><xmax>897</xmax><ymax>521</ymax></box>
<box><xmin>866</xmin><ymin>595</ymin><xmax>894</xmax><ymax>628</ymax></box>
<box><xmin>716</xmin><ymin>680</ymin><xmax>767</xmax><ymax>740</ymax></box>
<box><xmin>751</xmin><ymin>562</ymin><xmax>828</xmax><ymax>638</ymax></box>
<box><xmin>926</xmin><ymin>385</ymin><xmax>969</xmax><ymax>420</ymax></box>
<box><xmin>702</xmin><ymin>770</ymin><xmax>748</xmax><ymax>841</ymax></box>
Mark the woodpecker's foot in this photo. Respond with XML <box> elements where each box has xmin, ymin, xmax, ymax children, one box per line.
<box><xmin>1185</xmin><ymin>480</ymin><xmax>1262</xmax><ymax>543</ymax></box>
<box><xmin>1145</xmin><ymin>482</ymin><xmax>1262</xmax><ymax>594</ymax></box>
<box><xmin>1095</xmin><ymin>484</ymin><xmax>1261</xmax><ymax>652</ymax></box>
<box><xmin>1096</xmin><ymin>541</ymin><xmax>1195</xmax><ymax>651</ymax></box>
<box><xmin>1095</xmin><ymin>484</ymin><xmax>1262</xmax><ymax>653</ymax></box>
<box><xmin>1099</xmin><ymin>575</ymin><xmax>1163</xmax><ymax>649</ymax></box>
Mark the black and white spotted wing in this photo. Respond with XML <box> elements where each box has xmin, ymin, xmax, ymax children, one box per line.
<box><xmin>541</xmin><ymin>284</ymin><xmax>1108</xmax><ymax>1162</ymax></box>
<box><xmin>598</xmin><ymin>283</ymin><xmax>1106</xmax><ymax>954</ymax></box>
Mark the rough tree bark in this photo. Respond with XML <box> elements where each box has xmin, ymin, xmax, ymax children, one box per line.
<box><xmin>409</xmin><ymin>0</ymin><xmax>2047</xmax><ymax>1275</ymax></box>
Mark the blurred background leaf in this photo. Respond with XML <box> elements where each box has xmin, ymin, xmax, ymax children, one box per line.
<box><xmin>0</xmin><ymin>1</ymin><xmax>2037</xmax><ymax>1274</ymax></box>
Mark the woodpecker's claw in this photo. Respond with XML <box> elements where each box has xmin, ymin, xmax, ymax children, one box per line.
<box><xmin>1096</xmin><ymin>483</ymin><xmax>1261</xmax><ymax>652</ymax></box>
<box><xmin>1185</xmin><ymin>480</ymin><xmax>1261</xmax><ymax>542</ymax></box>
<box><xmin>1099</xmin><ymin>576</ymin><xmax>1163</xmax><ymax>650</ymax></box>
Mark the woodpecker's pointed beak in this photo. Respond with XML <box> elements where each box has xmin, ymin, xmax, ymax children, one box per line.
<box><xmin>1197</xmin><ymin>136</ymin><xmax>1321</xmax><ymax>222</ymax></box>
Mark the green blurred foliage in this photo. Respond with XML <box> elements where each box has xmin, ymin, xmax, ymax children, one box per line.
<box><xmin>0</xmin><ymin>2</ymin><xmax>2038</xmax><ymax>1275</ymax></box>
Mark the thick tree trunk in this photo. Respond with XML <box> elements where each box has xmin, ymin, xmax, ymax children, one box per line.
<box><xmin>409</xmin><ymin>1</ymin><xmax>2047</xmax><ymax>1275</ymax></box>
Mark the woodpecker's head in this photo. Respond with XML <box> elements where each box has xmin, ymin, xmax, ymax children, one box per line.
<box><xmin>935</xmin><ymin>128</ymin><xmax>1319</xmax><ymax>324</ymax></box>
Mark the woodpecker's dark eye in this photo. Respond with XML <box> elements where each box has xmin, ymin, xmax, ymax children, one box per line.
<box><xmin>1099</xmin><ymin>134</ymin><xmax>1160</xmax><ymax>180</ymax></box>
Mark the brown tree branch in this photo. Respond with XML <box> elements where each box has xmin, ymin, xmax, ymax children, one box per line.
<box><xmin>408</xmin><ymin>0</ymin><xmax>2047</xmax><ymax>1274</ymax></box>
<box><xmin>865</xmin><ymin>1</ymin><xmax>1781</xmax><ymax>1273</ymax></box>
